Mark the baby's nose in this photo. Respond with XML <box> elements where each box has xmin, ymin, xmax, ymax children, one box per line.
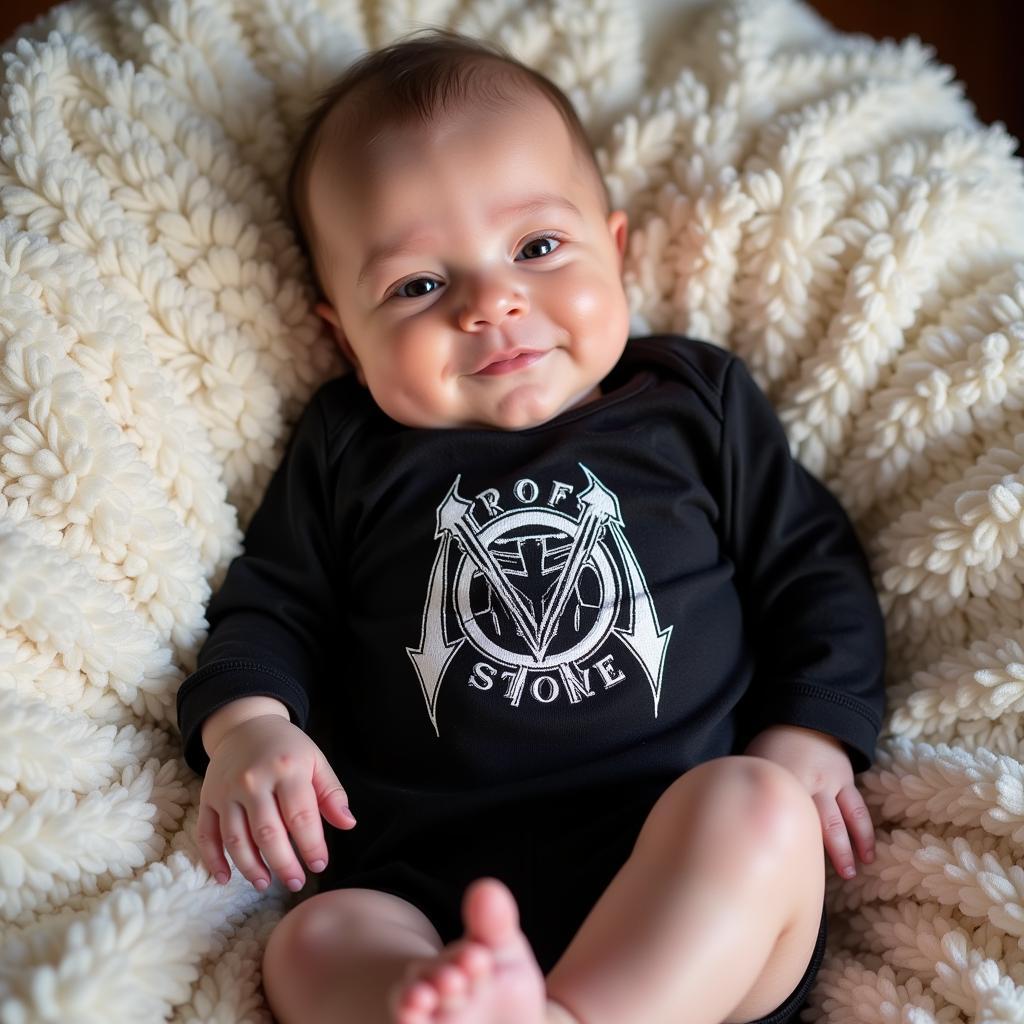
<box><xmin>458</xmin><ymin>278</ymin><xmax>529</xmax><ymax>329</ymax></box>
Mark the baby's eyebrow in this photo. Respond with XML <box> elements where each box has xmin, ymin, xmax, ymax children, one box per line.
<box><xmin>356</xmin><ymin>193</ymin><xmax>582</xmax><ymax>287</ymax></box>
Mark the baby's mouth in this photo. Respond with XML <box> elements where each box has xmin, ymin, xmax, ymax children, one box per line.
<box><xmin>472</xmin><ymin>349</ymin><xmax>548</xmax><ymax>376</ymax></box>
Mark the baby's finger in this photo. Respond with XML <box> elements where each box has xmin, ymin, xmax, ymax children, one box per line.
<box><xmin>275</xmin><ymin>778</ymin><xmax>330</xmax><ymax>876</ymax></box>
<box><xmin>812</xmin><ymin>792</ymin><xmax>857</xmax><ymax>879</ymax></box>
<box><xmin>244</xmin><ymin>790</ymin><xmax>307</xmax><ymax>891</ymax></box>
<box><xmin>311</xmin><ymin>754</ymin><xmax>356</xmax><ymax>830</ymax></box>
<box><xmin>835</xmin><ymin>784</ymin><xmax>876</xmax><ymax>866</ymax></box>
<box><xmin>220</xmin><ymin>800</ymin><xmax>271</xmax><ymax>890</ymax></box>
<box><xmin>196</xmin><ymin>801</ymin><xmax>231</xmax><ymax>884</ymax></box>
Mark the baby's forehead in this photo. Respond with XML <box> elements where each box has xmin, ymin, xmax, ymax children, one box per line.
<box><xmin>314</xmin><ymin>84</ymin><xmax>573</xmax><ymax>188</ymax></box>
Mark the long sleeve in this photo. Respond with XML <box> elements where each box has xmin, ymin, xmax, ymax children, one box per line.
<box><xmin>175</xmin><ymin>391</ymin><xmax>341</xmax><ymax>776</ymax></box>
<box><xmin>719</xmin><ymin>355</ymin><xmax>887</xmax><ymax>775</ymax></box>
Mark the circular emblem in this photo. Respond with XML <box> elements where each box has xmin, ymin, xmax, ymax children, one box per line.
<box><xmin>454</xmin><ymin>507</ymin><xmax>621</xmax><ymax>670</ymax></box>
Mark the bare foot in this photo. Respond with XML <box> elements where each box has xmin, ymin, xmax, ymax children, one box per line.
<box><xmin>389</xmin><ymin>876</ymin><xmax>549</xmax><ymax>1023</ymax></box>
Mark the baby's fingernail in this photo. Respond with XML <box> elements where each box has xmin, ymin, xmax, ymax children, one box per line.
<box><xmin>215</xmin><ymin>871</ymin><xmax>229</xmax><ymax>885</ymax></box>
<box><xmin>310</xmin><ymin>859</ymin><xmax>326</xmax><ymax>872</ymax></box>
<box><xmin>843</xmin><ymin>866</ymin><xmax>856</xmax><ymax>878</ymax></box>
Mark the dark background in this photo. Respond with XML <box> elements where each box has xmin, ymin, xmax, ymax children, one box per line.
<box><xmin>2</xmin><ymin>0</ymin><xmax>1022</xmax><ymax>148</ymax></box>
<box><xmin>808</xmin><ymin>0</ymin><xmax>1023</xmax><ymax>150</ymax></box>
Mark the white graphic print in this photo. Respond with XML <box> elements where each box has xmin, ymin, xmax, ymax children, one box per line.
<box><xmin>405</xmin><ymin>463</ymin><xmax>673</xmax><ymax>735</ymax></box>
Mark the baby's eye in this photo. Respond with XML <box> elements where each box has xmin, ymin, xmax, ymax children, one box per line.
<box><xmin>393</xmin><ymin>278</ymin><xmax>439</xmax><ymax>299</ymax></box>
<box><xmin>388</xmin><ymin>234</ymin><xmax>563</xmax><ymax>300</ymax></box>
<box><xmin>518</xmin><ymin>235</ymin><xmax>562</xmax><ymax>260</ymax></box>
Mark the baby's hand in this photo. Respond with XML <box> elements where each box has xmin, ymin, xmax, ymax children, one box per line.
<box><xmin>743</xmin><ymin>724</ymin><xmax>876</xmax><ymax>881</ymax></box>
<box><xmin>197</xmin><ymin>715</ymin><xmax>357</xmax><ymax>892</ymax></box>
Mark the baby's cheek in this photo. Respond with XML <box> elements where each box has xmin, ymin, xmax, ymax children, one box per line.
<box><xmin>398</xmin><ymin>342</ymin><xmax>454</xmax><ymax>407</ymax></box>
<box><xmin>358</xmin><ymin>346</ymin><xmax>419</xmax><ymax>419</ymax></box>
<box><xmin>560</xmin><ymin>274</ymin><xmax>601</xmax><ymax>320</ymax></box>
<box><xmin>561</xmin><ymin>270</ymin><xmax>626</xmax><ymax>331</ymax></box>
<box><xmin>392</xmin><ymin>327</ymin><xmax>441</xmax><ymax>378</ymax></box>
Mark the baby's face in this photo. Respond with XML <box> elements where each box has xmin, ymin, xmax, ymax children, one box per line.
<box><xmin>307</xmin><ymin>91</ymin><xmax>630</xmax><ymax>430</ymax></box>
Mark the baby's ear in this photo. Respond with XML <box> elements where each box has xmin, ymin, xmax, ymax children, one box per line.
<box><xmin>315</xmin><ymin>301</ymin><xmax>366</xmax><ymax>386</ymax></box>
<box><xmin>608</xmin><ymin>209</ymin><xmax>629</xmax><ymax>269</ymax></box>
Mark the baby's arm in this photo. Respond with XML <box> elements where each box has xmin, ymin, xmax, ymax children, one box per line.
<box><xmin>177</xmin><ymin>388</ymin><xmax>342</xmax><ymax>778</ymax></box>
<box><xmin>717</xmin><ymin>356</ymin><xmax>887</xmax><ymax>879</ymax></box>
<box><xmin>717</xmin><ymin>355</ymin><xmax>887</xmax><ymax>774</ymax></box>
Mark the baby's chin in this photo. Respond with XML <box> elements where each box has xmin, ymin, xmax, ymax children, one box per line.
<box><xmin>468</xmin><ymin>381</ymin><xmax>600</xmax><ymax>431</ymax></box>
<box><xmin>371</xmin><ymin>374</ymin><xmax>602</xmax><ymax>431</ymax></box>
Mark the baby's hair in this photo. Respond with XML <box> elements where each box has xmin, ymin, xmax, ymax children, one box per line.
<box><xmin>285</xmin><ymin>26</ymin><xmax>609</xmax><ymax>306</ymax></box>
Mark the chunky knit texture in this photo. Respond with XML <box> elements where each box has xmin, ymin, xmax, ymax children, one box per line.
<box><xmin>2</xmin><ymin>0</ymin><xmax>1024</xmax><ymax>1021</ymax></box>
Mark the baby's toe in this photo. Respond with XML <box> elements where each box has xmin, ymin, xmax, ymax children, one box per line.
<box><xmin>452</xmin><ymin>940</ymin><xmax>493</xmax><ymax>980</ymax></box>
<box><xmin>433</xmin><ymin>944</ymin><xmax>493</xmax><ymax>1013</ymax></box>
<box><xmin>392</xmin><ymin>977</ymin><xmax>438</xmax><ymax>1023</ymax></box>
<box><xmin>434</xmin><ymin>961</ymin><xmax>470</xmax><ymax>998</ymax></box>
<box><xmin>392</xmin><ymin>939</ymin><xmax>496</xmax><ymax>1023</ymax></box>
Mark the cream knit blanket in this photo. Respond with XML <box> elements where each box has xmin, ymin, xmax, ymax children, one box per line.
<box><xmin>2</xmin><ymin>0</ymin><xmax>1024</xmax><ymax>1021</ymax></box>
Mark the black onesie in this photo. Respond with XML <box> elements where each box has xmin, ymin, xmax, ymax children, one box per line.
<box><xmin>176</xmin><ymin>332</ymin><xmax>885</xmax><ymax>994</ymax></box>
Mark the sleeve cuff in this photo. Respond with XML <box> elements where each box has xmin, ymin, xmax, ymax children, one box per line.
<box><xmin>740</xmin><ymin>679</ymin><xmax>882</xmax><ymax>775</ymax></box>
<box><xmin>175</xmin><ymin>660</ymin><xmax>311</xmax><ymax>776</ymax></box>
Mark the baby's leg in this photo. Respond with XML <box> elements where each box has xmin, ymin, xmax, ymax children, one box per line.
<box><xmin>261</xmin><ymin>887</ymin><xmax>445</xmax><ymax>1024</ymax></box>
<box><xmin>544</xmin><ymin>755</ymin><xmax>827</xmax><ymax>1024</ymax></box>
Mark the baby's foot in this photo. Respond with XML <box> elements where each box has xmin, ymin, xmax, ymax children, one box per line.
<box><xmin>389</xmin><ymin>876</ymin><xmax>548</xmax><ymax>1024</ymax></box>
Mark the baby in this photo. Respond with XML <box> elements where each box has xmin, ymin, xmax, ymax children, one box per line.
<box><xmin>176</xmin><ymin>26</ymin><xmax>887</xmax><ymax>1024</ymax></box>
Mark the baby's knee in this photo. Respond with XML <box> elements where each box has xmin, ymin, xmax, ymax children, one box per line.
<box><xmin>262</xmin><ymin>894</ymin><xmax>338</xmax><ymax>994</ymax></box>
<box><xmin>665</xmin><ymin>756</ymin><xmax>818</xmax><ymax>854</ymax></box>
<box><xmin>261</xmin><ymin>905</ymin><xmax>306</xmax><ymax>1021</ymax></box>
<box><xmin>262</xmin><ymin>887</ymin><xmax>443</xmax><ymax>982</ymax></box>
<box><xmin>262</xmin><ymin>901</ymin><xmax>309</xmax><ymax>994</ymax></box>
<box><xmin>261</xmin><ymin>892</ymin><xmax>361</xmax><ymax>1021</ymax></box>
<box><xmin>732</xmin><ymin>755</ymin><xmax>821</xmax><ymax>850</ymax></box>
<box><xmin>705</xmin><ymin>756</ymin><xmax>819</xmax><ymax>847</ymax></box>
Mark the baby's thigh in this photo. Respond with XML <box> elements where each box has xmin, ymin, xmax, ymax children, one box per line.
<box><xmin>261</xmin><ymin>888</ymin><xmax>444</xmax><ymax>1012</ymax></box>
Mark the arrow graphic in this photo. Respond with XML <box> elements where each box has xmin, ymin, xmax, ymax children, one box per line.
<box><xmin>534</xmin><ymin>465</ymin><xmax>623</xmax><ymax>660</ymax></box>
<box><xmin>405</xmin><ymin>531</ymin><xmax>464</xmax><ymax>735</ymax></box>
<box><xmin>606</xmin><ymin>519</ymin><xmax>672</xmax><ymax>715</ymax></box>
